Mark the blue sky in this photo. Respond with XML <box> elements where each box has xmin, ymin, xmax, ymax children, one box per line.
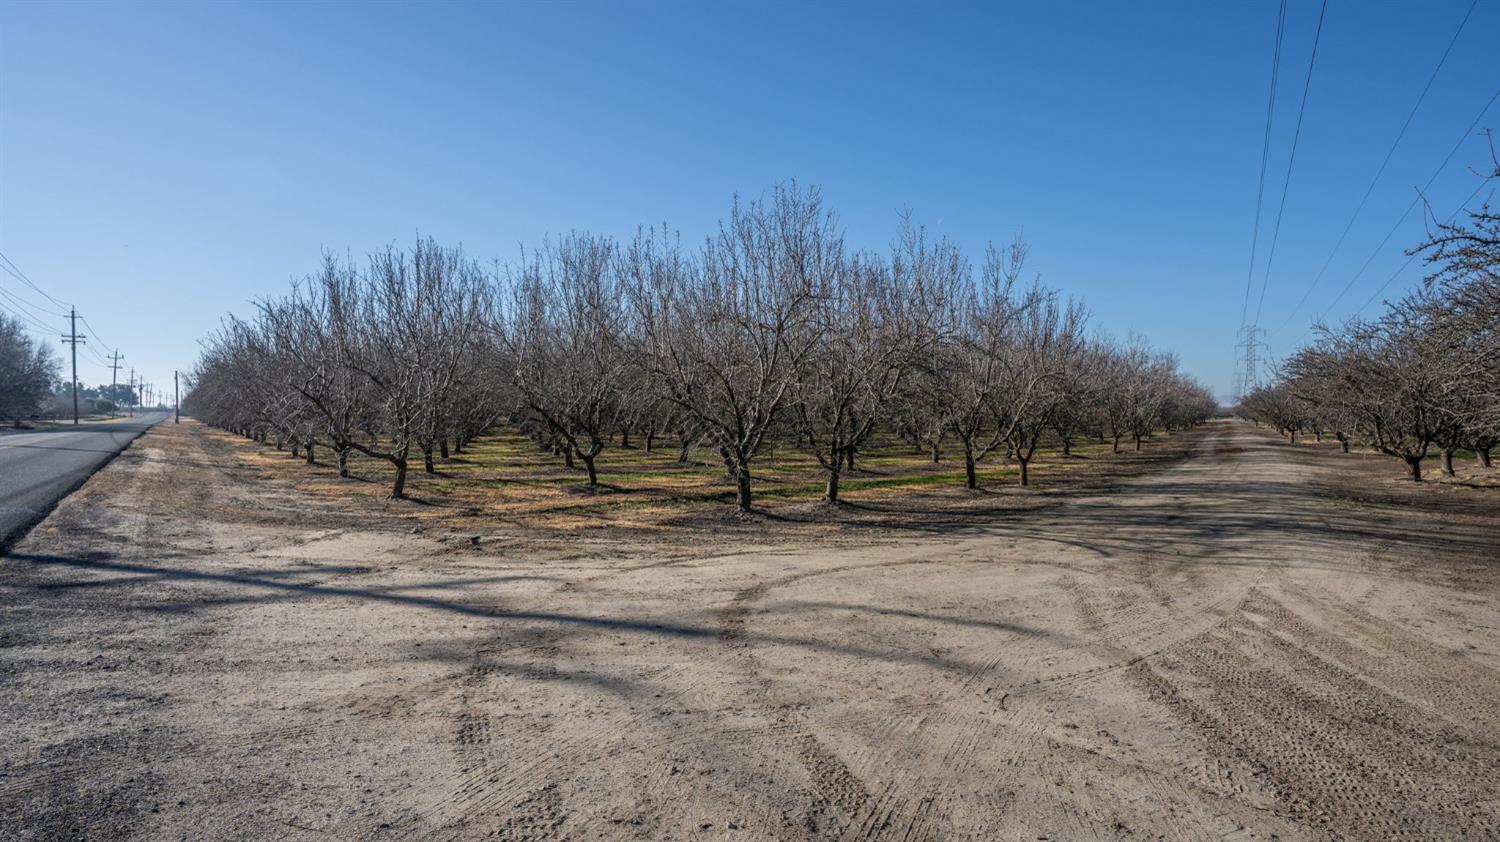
<box><xmin>1</xmin><ymin>0</ymin><xmax>1496</xmax><ymax>400</ymax></box>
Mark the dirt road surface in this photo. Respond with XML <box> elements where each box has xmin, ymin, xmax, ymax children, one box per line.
<box><xmin>3</xmin><ymin>419</ymin><xmax>1498</xmax><ymax>840</ymax></box>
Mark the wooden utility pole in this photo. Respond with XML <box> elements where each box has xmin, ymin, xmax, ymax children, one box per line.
<box><xmin>108</xmin><ymin>350</ymin><xmax>124</xmax><ymax>418</ymax></box>
<box><xmin>60</xmin><ymin>308</ymin><xmax>86</xmax><ymax>425</ymax></box>
<box><xmin>128</xmin><ymin>369</ymin><xmax>136</xmax><ymax>417</ymax></box>
<box><xmin>174</xmin><ymin>370</ymin><xmax>180</xmax><ymax>423</ymax></box>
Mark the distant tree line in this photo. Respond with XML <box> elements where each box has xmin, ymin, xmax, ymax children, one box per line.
<box><xmin>1240</xmin><ymin>161</ymin><xmax>1499</xmax><ymax>481</ymax></box>
<box><xmin>185</xmin><ymin>185</ymin><xmax>1216</xmax><ymax>509</ymax></box>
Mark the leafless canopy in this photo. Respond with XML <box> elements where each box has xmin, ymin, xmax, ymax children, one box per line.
<box><xmin>186</xmin><ymin>185</ymin><xmax>1216</xmax><ymax>507</ymax></box>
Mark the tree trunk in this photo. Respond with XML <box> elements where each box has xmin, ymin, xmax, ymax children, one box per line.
<box><xmin>645</xmin><ymin>432</ymin><xmax>655</xmax><ymax>453</ymax></box>
<box><xmin>439</xmin><ymin>439</ymin><xmax>449</xmax><ymax>460</ymax></box>
<box><xmin>423</xmin><ymin>446</ymin><xmax>435</xmax><ymax>475</ymax></box>
<box><xmin>930</xmin><ymin>441</ymin><xmax>941</xmax><ymax>463</ymax></box>
<box><xmin>1018</xmin><ymin>456</ymin><xmax>1030</xmax><ymax>486</ymax></box>
<box><xmin>1340</xmin><ymin>437</ymin><xmax>1350</xmax><ymax>454</ymax></box>
<box><xmin>824</xmin><ymin>462</ymin><xmax>840</xmax><ymax>503</ymax></box>
<box><xmin>305</xmin><ymin>441</ymin><xmax>315</xmax><ymax>464</ymax></box>
<box><xmin>563</xmin><ymin>447</ymin><xmax>575</xmax><ymax>468</ymax></box>
<box><xmin>291</xmin><ymin>444</ymin><xmax>300</xmax><ymax>458</ymax></box>
<box><xmin>1060</xmin><ymin>438</ymin><xmax>1071</xmax><ymax>457</ymax></box>
<box><xmin>391</xmin><ymin>457</ymin><xmax>409</xmax><ymax>498</ymax></box>
<box><xmin>1133</xmin><ymin>434</ymin><xmax>1142</xmax><ymax>451</ymax></box>
<box><xmin>677</xmin><ymin>439</ymin><xmax>691</xmax><ymax>463</ymax></box>
<box><xmin>1405</xmin><ymin>454</ymin><xmax>1423</xmax><ymax>482</ymax></box>
<box><xmin>735</xmin><ymin>466</ymin><xmax>752</xmax><ymax>512</ymax></box>
<box><xmin>844</xmin><ymin>447</ymin><xmax>856</xmax><ymax>472</ymax></box>
<box><xmin>1441</xmin><ymin>448</ymin><xmax>1456</xmax><ymax>477</ymax></box>
<box><xmin>1112</xmin><ymin>434</ymin><xmax>1121</xmax><ymax>453</ymax></box>
<box><xmin>338</xmin><ymin>446</ymin><xmax>350</xmax><ymax>478</ymax></box>
<box><xmin>582</xmin><ymin>452</ymin><xmax>599</xmax><ymax>487</ymax></box>
<box><xmin>1479</xmin><ymin>447</ymin><xmax>1493</xmax><ymax>468</ymax></box>
<box><xmin>963</xmin><ymin>446</ymin><xmax>978</xmax><ymax>490</ymax></box>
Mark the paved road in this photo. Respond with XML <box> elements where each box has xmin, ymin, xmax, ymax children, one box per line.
<box><xmin>0</xmin><ymin>412</ymin><xmax>167</xmax><ymax>552</ymax></box>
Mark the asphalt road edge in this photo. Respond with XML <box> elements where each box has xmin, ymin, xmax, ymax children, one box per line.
<box><xmin>0</xmin><ymin>419</ymin><xmax>163</xmax><ymax>557</ymax></box>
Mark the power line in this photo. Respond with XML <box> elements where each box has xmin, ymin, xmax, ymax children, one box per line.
<box><xmin>1239</xmin><ymin>0</ymin><xmax>1289</xmax><ymax>330</ymax></box>
<box><xmin>1315</xmin><ymin>85</ymin><xmax>1500</xmax><ymax>322</ymax></box>
<box><xmin>0</xmin><ymin>284</ymin><xmax>65</xmax><ymax>326</ymax></box>
<box><xmin>0</xmin><ymin>251</ymin><xmax>70</xmax><ymax>309</ymax></box>
<box><xmin>1352</xmin><ymin>174</ymin><xmax>1496</xmax><ymax>317</ymax></box>
<box><xmin>78</xmin><ymin>314</ymin><xmax>113</xmax><ymax>355</ymax></box>
<box><xmin>1279</xmin><ymin>0</ymin><xmax>1481</xmax><ymax>329</ymax></box>
<box><xmin>1252</xmin><ymin>0</ymin><xmax>1329</xmax><ymax>328</ymax></box>
<box><xmin>0</xmin><ymin>271</ymin><xmax>69</xmax><ymax>318</ymax></box>
<box><xmin>83</xmin><ymin>342</ymin><xmax>113</xmax><ymax>368</ymax></box>
<box><xmin>0</xmin><ymin>251</ymin><xmax>128</xmax><ymax>381</ymax></box>
<box><xmin>0</xmin><ymin>299</ymin><xmax>57</xmax><ymax>333</ymax></box>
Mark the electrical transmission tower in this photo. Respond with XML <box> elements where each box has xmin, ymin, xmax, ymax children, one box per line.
<box><xmin>1234</xmin><ymin>325</ymin><xmax>1270</xmax><ymax>402</ymax></box>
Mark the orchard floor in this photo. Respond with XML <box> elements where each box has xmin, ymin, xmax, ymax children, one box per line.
<box><xmin>3</xmin><ymin>419</ymin><xmax>1499</xmax><ymax>840</ymax></box>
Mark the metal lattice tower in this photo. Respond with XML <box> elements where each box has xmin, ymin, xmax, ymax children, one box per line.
<box><xmin>1234</xmin><ymin>325</ymin><xmax>1269</xmax><ymax>402</ymax></box>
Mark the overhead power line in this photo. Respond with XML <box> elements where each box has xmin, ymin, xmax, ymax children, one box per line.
<box><xmin>0</xmin><ymin>251</ymin><xmax>70</xmax><ymax>309</ymax></box>
<box><xmin>1240</xmin><ymin>0</ymin><xmax>1289</xmax><ymax>330</ymax></box>
<box><xmin>0</xmin><ymin>270</ymin><xmax>69</xmax><ymax>318</ymax></box>
<box><xmin>0</xmin><ymin>284</ymin><xmax>65</xmax><ymax>326</ymax></box>
<box><xmin>1315</xmin><ymin>85</ymin><xmax>1500</xmax><ymax>322</ymax></box>
<box><xmin>1252</xmin><ymin>0</ymin><xmax>1330</xmax><ymax>329</ymax></box>
<box><xmin>78</xmin><ymin>314</ymin><xmax>114</xmax><ymax>355</ymax></box>
<box><xmin>0</xmin><ymin>299</ymin><xmax>57</xmax><ymax>333</ymax></box>
<box><xmin>0</xmin><ymin>251</ymin><xmax>128</xmax><ymax>379</ymax></box>
<box><xmin>1353</xmin><ymin>174</ymin><xmax>1497</xmax><ymax>317</ymax></box>
<box><xmin>1280</xmin><ymin>0</ymin><xmax>1481</xmax><ymax>329</ymax></box>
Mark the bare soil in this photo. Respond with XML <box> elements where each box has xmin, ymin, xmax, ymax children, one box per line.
<box><xmin>3</xmin><ymin>419</ymin><xmax>1498</xmax><ymax>840</ymax></box>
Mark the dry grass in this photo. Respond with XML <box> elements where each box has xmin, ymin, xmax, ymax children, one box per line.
<box><xmin>1264</xmin><ymin>430</ymin><xmax>1500</xmax><ymax>493</ymax></box>
<box><xmin>210</xmin><ymin>424</ymin><xmax>1203</xmax><ymax>538</ymax></box>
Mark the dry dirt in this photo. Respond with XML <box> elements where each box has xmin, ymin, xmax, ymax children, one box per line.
<box><xmin>3</xmin><ymin>419</ymin><xmax>1499</xmax><ymax>841</ymax></box>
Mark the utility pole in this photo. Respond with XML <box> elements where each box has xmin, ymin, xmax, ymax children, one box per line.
<box><xmin>108</xmin><ymin>350</ymin><xmax>124</xmax><ymax>419</ymax></box>
<box><xmin>60</xmin><ymin>308</ymin><xmax>87</xmax><ymax>425</ymax></box>
<box><xmin>174</xmin><ymin>370</ymin><xmax>180</xmax><ymax>424</ymax></box>
<box><xmin>128</xmin><ymin>369</ymin><xmax>136</xmax><ymax>417</ymax></box>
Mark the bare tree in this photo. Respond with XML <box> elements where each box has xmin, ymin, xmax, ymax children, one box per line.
<box><xmin>628</xmin><ymin>185</ymin><xmax>832</xmax><ymax>512</ymax></box>
<box><xmin>939</xmin><ymin>239</ymin><xmax>1034</xmax><ymax>489</ymax></box>
<box><xmin>793</xmin><ymin>219</ymin><xmax>958</xmax><ymax>501</ymax></box>
<box><xmin>1003</xmin><ymin>292</ymin><xmax>1088</xmax><ymax>486</ymax></box>
<box><xmin>495</xmin><ymin>233</ymin><xmax>627</xmax><ymax>488</ymax></box>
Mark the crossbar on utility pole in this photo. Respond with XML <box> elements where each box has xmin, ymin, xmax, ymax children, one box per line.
<box><xmin>60</xmin><ymin>308</ymin><xmax>87</xmax><ymax>425</ymax></box>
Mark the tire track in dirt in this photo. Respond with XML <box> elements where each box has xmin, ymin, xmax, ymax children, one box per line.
<box><xmin>1269</xmin><ymin>583</ymin><xmax>1500</xmax><ymax>732</ymax></box>
<box><xmin>1136</xmin><ymin>592</ymin><xmax>1500</xmax><ymax>839</ymax></box>
<box><xmin>709</xmin><ymin>424</ymin><xmax>1297</xmax><ymax>841</ymax></box>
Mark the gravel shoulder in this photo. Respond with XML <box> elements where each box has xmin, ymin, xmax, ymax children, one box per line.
<box><xmin>2</xmin><ymin>419</ymin><xmax>1498</xmax><ymax>840</ymax></box>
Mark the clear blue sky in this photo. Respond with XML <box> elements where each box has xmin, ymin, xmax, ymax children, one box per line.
<box><xmin>2</xmin><ymin>0</ymin><xmax>1496</xmax><ymax>401</ymax></box>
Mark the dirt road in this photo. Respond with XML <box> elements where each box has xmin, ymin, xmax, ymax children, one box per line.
<box><xmin>3</xmin><ymin>419</ymin><xmax>1498</xmax><ymax>840</ymax></box>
